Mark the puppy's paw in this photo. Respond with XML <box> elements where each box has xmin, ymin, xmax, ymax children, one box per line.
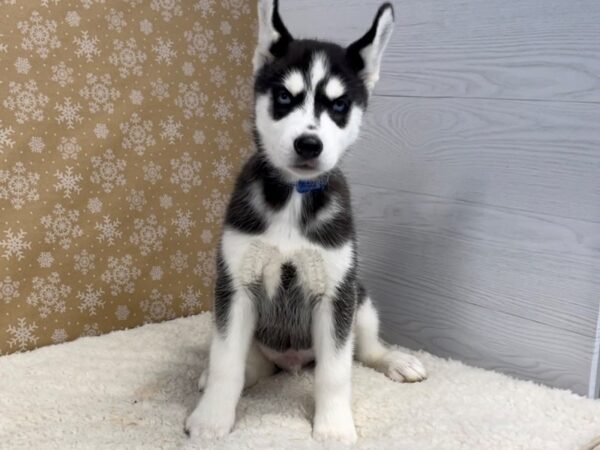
<box><xmin>184</xmin><ymin>401</ymin><xmax>234</xmax><ymax>440</ymax></box>
<box><xmin>313</xmin><ymin>409</ymin><xmax>357</xmax><ymax>445</ymax></box>
<box><xmin>197</xmin><ymin>370</ymin><xmax>208</xmax><ymax>391</ymax></box>
<box><xmin>239</xmin><ymin>240</ymin><xmax>279</xmax><ymax>286</ymax></box>
<box><xmin>293</xmin><ymin>248</ymin><xmax>327</xmax><ymax>296</ymax></box>
<box><xmin>382</xmin><ymin>350</ymin><xmax>427</xmax><ymax>383</ymax></box>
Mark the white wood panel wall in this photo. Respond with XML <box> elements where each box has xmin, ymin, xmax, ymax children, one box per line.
<box><xmin>280</xmin><ymin>0</ymin><xmax>600</xmax><ymax>396</ymax></box>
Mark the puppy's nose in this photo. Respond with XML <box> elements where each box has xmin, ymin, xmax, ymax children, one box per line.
<box><xmin>294</xmin><ymin>135</ymin><xmax>323</xmax><ymax>160</ymax></box>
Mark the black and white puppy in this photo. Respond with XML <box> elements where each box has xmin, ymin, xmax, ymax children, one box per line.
<box><xmin>185</xmin><ymin>0</ymin><xmax>426</xmax><ymax>444</ymax></box>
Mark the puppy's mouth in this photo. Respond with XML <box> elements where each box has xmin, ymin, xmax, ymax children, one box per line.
<box><xmin>291</xmin><ymin>159</ymin><xmax>320</xmax><ymax>172</ymax></box>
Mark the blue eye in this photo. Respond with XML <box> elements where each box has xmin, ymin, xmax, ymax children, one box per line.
<box><xmin>276</xmin><ymin>90</ymin><xmax>292</xmax><ymax>105</ymax></box>
<box><xmin>332</xmin><ymin>99</ymin><xmax>349</xmax><ymax>113</ymax></box>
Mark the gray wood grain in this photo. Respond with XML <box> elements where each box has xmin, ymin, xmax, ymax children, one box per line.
<box><xmin>281</xmin><ymin>0</ymin><xmax>600</xmax><ymax>102</ymax></box>
<box><xmin>348</xmin><ymin>95</ymin><xmax>600</xmax><ymax>222</ymax></box>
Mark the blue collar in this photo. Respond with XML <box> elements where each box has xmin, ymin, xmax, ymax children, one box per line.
<box><xmin>295</xmin><ymin>178</ymin><xmax>328</xmax><ymax>194</ymax></box>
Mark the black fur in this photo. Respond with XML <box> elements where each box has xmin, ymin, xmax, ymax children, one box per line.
<box><xmin>213</xmin><ymin>250</ymin><xmax>235</xmax><ymax>334</ymax></box>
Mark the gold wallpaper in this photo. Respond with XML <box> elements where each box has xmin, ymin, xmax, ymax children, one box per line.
<box><xmin>0</xmin><ymin>0</ymin><xmax>255</xmax><ymax>354</ymax></box>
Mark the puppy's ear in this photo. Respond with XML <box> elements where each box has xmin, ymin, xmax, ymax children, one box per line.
<box><xmin>346</xmin><ymin>3</ymin><xmax>394</xmax><ymax>91</ymax></box>
<box><xmin>253</xmin><ymin>0</ymin><xmax>293</xmax><ymax>73</ymax></box>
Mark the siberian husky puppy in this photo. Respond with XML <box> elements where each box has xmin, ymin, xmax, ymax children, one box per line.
<box><xmin>185</xmin><ymin>0</ymin><xmax>427</xmax><ymax>444</ymax></box>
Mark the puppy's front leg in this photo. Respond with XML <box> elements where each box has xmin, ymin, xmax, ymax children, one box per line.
<box><xmin>312</xmin><ymin>297</ymin><xmax>357</xmax><ymax>445</ymax></box>
<box><xmin>185</xmin><ymin>289</ymin><xmax>255</xmax><ymax>439</ymax></box>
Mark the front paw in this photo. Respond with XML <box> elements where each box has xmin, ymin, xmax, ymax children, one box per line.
<box><xmin>293</xmin><ymin>248</ymin><xmax>327</xmax><ymax>296</ymax></box>
<box><xmin>184</xmin><ymin>400</ymin><xmax>234</xmax><ymax>439</ymax></box>
<box><xmin>382</xmin><ymin>350</ymin><xmax>427</xmax><ymax>383</ymax></box>
<box><xmin>313</xmin><ymin>409</ymin><xmax>357</xmax><ymax>445</ymax></box>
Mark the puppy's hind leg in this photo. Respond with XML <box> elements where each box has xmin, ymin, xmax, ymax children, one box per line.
<box><xmin>354</xmin><ymin>283</ymin><xmax>427</xmax><ymax>383</ymax></box>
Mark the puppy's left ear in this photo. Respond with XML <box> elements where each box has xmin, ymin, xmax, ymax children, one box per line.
<box><xmin>253</xmin><ymin>0</ymin><xmax>293</xmax><ymax>73</ymax></box>
<box><xmin>347</xmin><ymin>3</ymin><xmax>394</xmax><ymax>91</ymax></box>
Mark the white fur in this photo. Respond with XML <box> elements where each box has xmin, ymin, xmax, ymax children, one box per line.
<box><xmin>283</xmin><ymin>70</ymin><xmax>305</xmax><ymax>96</ymax></box>
<box><xmin>324</xmin><ymin>77</ymin><xmax>345</xmax><ymax>100</ymax></box>
<box><xmin>309</xmin><ymin>53</ymin><xmax>328</xmax><ymax>91</ymax></box>
<box><xmin>359</xmin><ymin>7</ymin><xmax>394</xmax><ymax>91</ymax></box>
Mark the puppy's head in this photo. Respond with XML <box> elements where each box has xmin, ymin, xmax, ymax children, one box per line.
<box><xmin>253</xmin><ymin>0</ymin><xmax>394</xmax><ymax>181</ymax></box>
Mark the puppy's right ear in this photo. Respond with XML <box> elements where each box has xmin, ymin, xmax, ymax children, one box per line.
<box><xmin>253</xmin><ymin>0</ymin><xmax>293</xmax><ymax>73</ymax></box>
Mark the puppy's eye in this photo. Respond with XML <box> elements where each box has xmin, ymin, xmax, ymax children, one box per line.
<box><xmin>276</xmin><ymin>90</ymin><xmax>292</xmax><ymax>105</ymax></box>
<box><xmin>332</xmin><ymin>98</ymin><xmax>349</xmax><ymax>114</ymax></box>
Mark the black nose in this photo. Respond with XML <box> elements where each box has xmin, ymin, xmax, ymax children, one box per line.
<box><xmin>294</xmin><ymin>135</ymin><xmax>323</xmax><ymax>160</ymax></box>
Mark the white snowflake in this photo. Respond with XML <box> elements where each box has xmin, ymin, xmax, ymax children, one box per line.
<box><xmin>28</xmin><ymin>136</ymin><xmax>45</xmax><ymax>153</ymax></box>
<box><xmin>212</xmin><ymin>157</ymin><xmax>233</xmax><ymax>183</ymax></box>
<box><xmin>7</xmin><ymin>318</ymin><xmax>38</xmax><ymax>352</ymax></box>
<box><xmin>193</xmin><ymin>129</ymin><xmax>206</xmax><ymax>145</ymax></box>
<box><xmin>0</xmin><ymin>229</ymin><xmax>31</xmax><ymax>260</ymax></box>
<box><xmin>214</xmin><ymin>130</ymin><xmax>232</xmax><ymax>151</ymax></box>
<box><xmin>17</xmin><ymin>10</ymin><xmax>61</xmax><ymax>59</ymax></box>
<box><xmin>105</xmin><ymin>8</ymin><xmax>126</xmax><ymax>32</ymax></box>
<box><xmin>193</xmin><ymin>0</ymin><xmax>215</xmax><ymax>18</ymax></box>
<box><xmin>232</xmin><ymin>74</ymin><xmax>253</xmax><ymax>111</ymax></box>
<box><xmin>129</xmin><ymin>89</ymin><xmax>143</xmax><ymax>105</ymax></box>
<box><xmin>87</xmin><ymin>197</ymin><xmax>102</xmax><ymax>214</ymax></box>
<box><xmin>227</xmin><ymin>39</ymin><xmax>246</xmax><ymax>65</ymax></box>
<box><xmin>182</xmin><ymin>62</ymin><xmax>194</xmax><ymax>76</ymax></box>
<box><xmin>101</xmin><ymin>254</ymin><xmax>140</xmax><ymax>296</ymax></box>
<box><xmin>82</xmin><ymin>323</ymin><xmax>100</xmax><ymax>336</ymax></box>
<box><xmin>140</xmin><ymin>289</ymin><xmax>175</xmax><ymax>323</ymax></box>
<box><xmin>40</xmin><ymin>0</ymin><xmax>61</xmax><ymax>7</ymax></box>
<box><xmin>65</xmin><ymin>11</ymin><xmax>80</xmax><ymax>27</ymax></box>
<box><xmin>115</xmin><ymin>305</ymin><xmax>130</xmax><ymax>321</ymax></box>
<box><xmin>95</xmin><ymin>216</ymin><xmax>122</xmax><ymax>246</ymax></box>
<box><xmin>0</xmin><ymin>162</ymin><xmax>40</xmax><ymax>209</ymax></box>
<box><xmin>51</xmin><ymin>61</ymin><xmax>74</xmax><ymax>87</ymax></box>
<box><xmin>54</xmin><ymin>166</ymin><xmax>82</xmax><ymax>198</ymax></box>
<box><xmin>175</xmin><ymin>81</ymin><xmax>208</xmax><ymax>119</ymax></box>
<box><xmin>27</xmin><ymin>272</ymin><xmax>71</xmax><ymax>318</ymax></box>
<box><xmin>184</xmin><ymin>22</ymin><xmax>216</xmax><ymax>62</ymax></box>
<box><xmin>79</xmin><ymin>73</ymin><xmax>120</xmax><ymax>114</ymax></box>
<box><xmin>0</xmin><ymin>276</ymin><xmax>19</xmax><ymax>304</ymax></box>
<box><xmin>37</xmin><ymin>252</ymin><xmax>54</xmax><ymax>268</ymax></box>
<box><xmin>51</xmin><ymin>328</ymin><xmax>68</xmax><ymax>344</ymax></box>
<box><xmin>212</xmin><ymin>97</ymin><xmax>233</xmax><ymax>123</ymax></box>
<box><xmin>58</xmin><ymin>136</ymin><xmax>81</xmax><ymax>160</ymax></box>
<box><xmin>3</xmin><ymin>80</ymin><xmax>49</xmax><ymax>123</ymax></box>
<box><xmin>139</xmin><ymin>19</ymin><xmax>152</xmax><ymax>35</ymax></box>
<box><xmin>170</xmin><ymin>250</ymin><xmax>189</xmax><ymax>274</ymax></box>
<box><xmin>126</xmin><ymin>189</ymin><xmax>146</xmax><ymax>212</ymax></box>
<box><xmin>159</xmin><ymin>116</ymin><xmax>183</xmax><ymax>144</ymax></box>
<box><xmin>14</xmin><ymin>57</ymin><xmax>31</xmax><ymax>75</ymax></box>
<box><xmin>150</xmin><ymin>0</ymin><xmax>182</xmax><ymax>22</ymax></box>
<box><xmin>152</xmin><ymin>37</ymin><xmax>176</xmax><ymax>65</ymax></box>
<box><xmin>170</xmin><ymin>152</ymin><xmax>202</xmax><ymax>193</ymax></box>
<box><xmin>80</xmin><ymin>0</ymin><xmax>106</xmax><ymax>10</ymax></box>
<box><xmin>90</xmin><ymin>148</ymin><xmax>126</xmax><ymax>192</ymax></box>
<box><xmin>143</xmin><ymin>162</ymin><xmax>162</xmax><ymax>184</ymax></box>
<box><xmin>130</xmin><ymin>214</ymin><xmax>166</xmax><ymax>256</ymax></box>
<box><xmin>172</xmin><ymin>209</ymin><xmax>195</xmax><ymax>237</ymax></box>
<box><xmin>180</xmin><ymin>285</ymin><xmax>203</xmax><ymax>313</ymax></box>
<box><xmin>77</xmin><ymin>285</ymin><xmax>105</xmax><ymax>316</ymax></box>
<box><xmin>0</xmin><ymin>120</ymin><xmax>15</xmax><ymax>154</ymax></box>
<box><xmin>120</xmin><ymin>113</ymin><xmax>155</xmax><ymax>156</ymax></box>
<box><xmin>200</xmin><ymin>229</ymin><xmax>212</xmax><ymax>244</ymax></box>
<box><xmin>109</xmin><ymin>38</ymin><xmax>146</xmax><ymax>78</ymax></box>
<box><xmin>193</xmin><ymin>249</ymin><xmax>216</xmax><ymax>287</ymax></box>
<box><xmin>209</xmin><ymin>66</ymin><xmax>227</xmax><ymax>87</ymax></box>
<box><xmin>73</xmin><ymin>31</ymin><xmax>101</xmax><ymax>62</ymax></box>
<box><xmin>159</xmin><ymin>194</ymin><xmax>173</xmax><ymax>209</ymax></box>
<box><xmin>94</xmin><ymin>123</ymin><xmax>109</xmax><ymax>139</ymax></box>
<box><xmin>150</xmin><ymin>78</ymin><xmax>169</xmax><ymax>101</ymax></box>
<box><xmin>220</xmin><ymin>21</ymin><xmax>231</xmax><ymax>35</ymax></box>
<box><xmin>55</xmin><ymin>98</ymin><xmax>83</xmax><ymax>129</ymax></box>
<box><xmin>202</xmin><ymin>189</ymin><xmax>227</xmax><ymax>223</ymax></box>
<box><xmin>74</xmin><ymin>249</ymin><xmax>95</xmax><ymax>275</ymax></box>
<box><xmin>150</xmin><ymin>266</ymin><xmax>163</xmax><ymax>280</ymax></box>
<box><xmin>40</xmin><ymin>204</ymin><xmax>83</xmax><ymax>249</ymax></box>
<box><xmin>222</xmin><ymin>0</ymin><xmax>250</xmax><ymax>19</ymax></box>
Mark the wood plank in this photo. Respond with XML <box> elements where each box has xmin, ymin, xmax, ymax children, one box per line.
<box><xmin>344</xmin><ymin>95</ymin><xmax>600</xmax><ymax>222</ymax></box>
<box><xmin>352</xmin><ymin>184</ymin><xmax>600</xmax><ymax>337</ymax></box>
<box><xmin>281</xmin><ymin>0</ymin><xmax>600</xmax><ymax>101</ymax></box>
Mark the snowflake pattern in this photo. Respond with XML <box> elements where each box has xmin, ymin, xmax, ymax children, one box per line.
<box><xmin>95</xmin><ymin>216</ymin><xmax>122</xmax><ymax>246</ymax></box>
<box><xmin>109</xmin><ymin>38</ymin><xmax>146</xmax><ymax>78</ymax></box>
<box><xmin>40</xmin><ymin>204</ymin><xmax>83</xmax><ymax>250</ymax></box>
<box><xmin>212</xmin><ymin>157</ymin><xmax>233</xmax><ymax>183</ymax></box>
<box><xmin>0</xmin><ymin>228</ymin><xmax>31</xmax><ymax>260</ymax></box>
<box><xmin>77</xmin><ymin>285</ymin><xmax>104</xmax><ymax>316</ymax></box>
<box><xmin>120</xmin><ymin>113</ymin><xmax>155</xmax><ymax>156</ymax></box>
<box><xmin>172</xmin><ymin>209</ymin><xmax>195</xmax><ymax>236</ymax></box>
<box><xmin>180</xmin><ymin>285</ymin><xmax>203</xmax><ymax>313</ymax></box>
<box><xmin>170</xmin><ymin>250</ymin><xmax>189</xmax><ymax>274</ymax></box>
<box><xmin>3</xmin><ymin>80</ymin><xmax>49</xmax><ymax>124</ymax></box>
<box><xmin>140</xmin><ymin>289</ymin><xmax>175</xmax><ymax>323</ymax></box>
<box><xmin>0</xmin><ymin>120</ymin><xmax>15</xmax><ymax>153</ymax></box>
<box><xmin>159</xmin><ymin>116</ymin><xmax>183</xmax><ymax>144</ymax></box>
<box><xmin>0</xmin><ymin>162</ymin><xmax>40</xmax><ymax>209</ymax></box>
<box><xmin>90</xmin><ymin>149</ymin><xmax>126</xmax><ymax>193</ymax></box>
<box><xmin>202</xmin><ymin>189</ymin><xmax>227</xmax><ymax>223</ymax></box>
<box><xmin>130</xmin><ymin>214</ymin><xmax>166</xmax><ymax>256</ymax></box>
<box><xmin>170</xmin><ymin>152</ymin><xmax>202</xmax><ymax>193</ymax></box>
<box><xmin>51</xmin><ymin>62</ymin><xmax>74</xmax><ymax>87</ymax></box>
<box><xmin>184</xmin><ymin>22</ymin><xmax>216</xmax><ymax>63</ymax></box>
<box><xmin>17</xmin><ymin>10</ymin><xmax>61</xmax><ymax>59</ymax></box>
<box><xmin>101</xmin><ymin>254</ymin><xmax>141</xmax><ymax>296</ymax></box>
<box><xmin>55</xmin><ymin>97</ymin><xmax>83</xmax><ymax>129</ymax></box>
<box><xmin>0</xmin><ymin>276</ymin><xmax>20</xmax><ymax>304</ymax></box>
<box><xmin>152</xmin><ymin>37</ymin><xmax>176</xmax><ymax>65</ymax></box>
<box><xmin>27</xmin><ymin>272</ymin><xmax>71</xmax><ymax>318</ymax></box>
<box><xmin>7</xmin><ymin>318</ymin><xmax>38</xmax><ymax>351</ymax></box>
<box><xmin>73</xmin><ymin>31</ymin><xmax>101</xmax><ymax>62</ymax></box>
<box><xmin>193</xmin><ymin>249</ymin><xmax>216</xmax><ymax>287</ymax></box>
<box><xmin>151</xmin><ymin>0</ymin><xmax>182</xmax><ymax>22</ymax></box>
<box><xmin>74</xmin><ymin>249</ymin><xmax>96</xmax><ymax>275</ymax></box>
<box><xmin>175</xmin><ymin>81</ymin><xmax>208</xmax><ymax>119</ymax></box>
<box><xmin>54</xmin><ymin>166</ymin><xmax>83</xmax><ymax>198</ymax></box>
<box><xmin>79</xmin><ymin>73</ymin><xmax>120</xmax><ymax>114</ymax></box>
<box><xmin>57</xmin><ymin>136</ymin><xmax>81</xmax><ymax>160</ymax></box>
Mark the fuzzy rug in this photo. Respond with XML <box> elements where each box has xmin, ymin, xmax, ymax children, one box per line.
<box><xmin>1</xmin><ymin>312</ymin><xmax>599</xmax><ymax>450</ymax></box>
